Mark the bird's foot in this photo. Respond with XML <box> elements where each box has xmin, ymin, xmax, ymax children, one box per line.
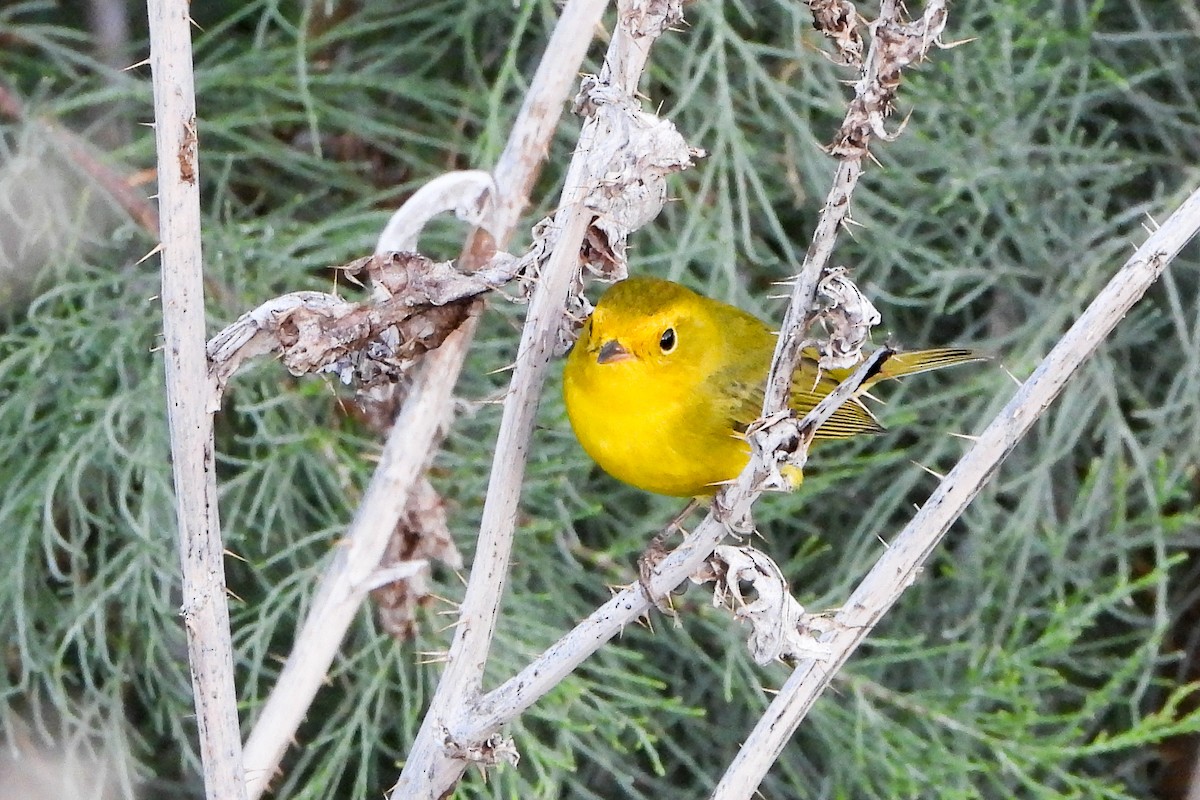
<box><xmin>637</xmin><ymin>534</ymin><xmax>679</xmax><ymax>617</ymax></box>
<box><xmin>636</xmin><ymin>499</ymin><xmax>702</xmax><ymax>616</ymax></box>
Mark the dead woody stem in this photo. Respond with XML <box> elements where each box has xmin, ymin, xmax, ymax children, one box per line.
<box><xmin>146</xmin><ymin>0</ymin><xmax>247</xmax><ymax>797</ymax></box>
<box><xmin>712</xmin><ymin>186</ymin><xmax>1200</xmax><ymax>800</ymax></box>
<box><xmin>389</xmin><ymin>0</ymin><xmax>700</xmax><ymax>796</ymax></box>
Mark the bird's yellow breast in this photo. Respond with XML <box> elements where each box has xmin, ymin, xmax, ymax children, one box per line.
<box><xmin>561</xmin><ymin>279</ymin><xmax>767</xmax><ymax>497</ymax></box>
<box><xmin>563</xmin><ymin>340</ymin><xmax>751</xmax><ymax>497</ymax></box>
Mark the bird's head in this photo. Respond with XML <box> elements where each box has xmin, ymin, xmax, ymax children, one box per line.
<box><xmin>577</xmin><ymin>276</ymin><xmax>705</xmax><ymax>371</ymax></box>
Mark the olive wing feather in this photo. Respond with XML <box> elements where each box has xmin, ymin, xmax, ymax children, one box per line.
<box><xmin>712</xmin><ymin>357</ymin><xmax>884</xmax><ymax>441</ymax></box>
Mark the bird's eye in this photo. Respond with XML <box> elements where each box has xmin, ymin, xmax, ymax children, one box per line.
<box><xmin>659</xmin><ymin>327</ymin><xmax>677</xmax><ymax>353</ymax></box>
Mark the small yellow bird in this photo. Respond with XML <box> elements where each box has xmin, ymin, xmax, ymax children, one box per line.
<box><xmin>563</xmin><ymin>276</ymin><xmax>981</xmax><ymax>497</ymax></box>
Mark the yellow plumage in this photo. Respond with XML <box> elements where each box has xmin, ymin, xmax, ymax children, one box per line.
<box><xmin>562</xmin><ymin>276</ymin><xmax>982</xmax><ymax>497</ymax></box>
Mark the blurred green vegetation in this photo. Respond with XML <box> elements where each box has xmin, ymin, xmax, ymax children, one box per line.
<box><xmin>2</xmin><ymin>0</ymin><xmax>1200</xmax><ymax>798</ymax></box>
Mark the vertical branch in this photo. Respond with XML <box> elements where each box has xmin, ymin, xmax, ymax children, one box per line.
<box><xmin>710</xmin><ymin>186</ymin><xmax>1200</xmax><ymax>800</ymax></box>
<box><xmin>146</xmin><ymin>1</ymin><xmax>246</xmax><ymax>799</ymax></box>
<box><xmin>239</xmin><ymin>0</ymin><xmax>609</xmax><ymax>795</ymax></box>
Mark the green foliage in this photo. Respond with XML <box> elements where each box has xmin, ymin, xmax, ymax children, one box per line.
<box><xmin>2</xmin><ymin>0</ymin><xmax>1200</xmax><ymax>798</ymax></box>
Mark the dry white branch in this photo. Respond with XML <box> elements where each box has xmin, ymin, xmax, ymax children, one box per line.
<box><xmin>444</xmin><ymin>732</ymin><xmax>520</xmax><ymax>770</ymax></box>
<box><xmin>389</xmin><ymin>1</ymin><xmax>695</xmax><ymax>797</ymax></box>
<box><xmin>374</xmin><ymin>169</ymin><xmax>497</xmax><ymax>252</ymax></box>
<box><xmin>829</xmin><ymin>0</ymin><xmax>948</xmax><ymax>158</ymax></box>
<box><xmin>146</xmin><ymin>0</ymin><xmax>246</xmax><ymax>798</ymax></box>
<box><xmin>710</xmin><ymin>184</ymin><xmax>1200</xmax><ymax>800</ymax></box>
<box><xmin>762</xmin><ymin>0</ymin><xmax>945</xmax><ymax>423</ymax></box>
<box><xmin>239</xmin><ymin>0</ymin><xmax>610</xmax><ymax>795</ymax></box>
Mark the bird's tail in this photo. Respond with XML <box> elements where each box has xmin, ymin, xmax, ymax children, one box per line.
<box><xmin>821</xmin><ymin>347</ymin><xmax>986</xmax><ymax>390</ymax></box>
<box><xmin>872</xmin><ymin>347</ymin><xmax>988</xmax><ymax>382</ymax></box>
<box><xmin>801</xmin><ymin>347</ymin><xmax>987</xmax><ymax>441</ymax></box>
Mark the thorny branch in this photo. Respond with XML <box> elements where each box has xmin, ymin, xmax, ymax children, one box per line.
<box><xmin>463</xmin><ymin>344</ymin><xmax>894</xmax><ymax>740</ymax></box>
<box><xmin>389</xmin><ymin>0</ymin><xmax>700</xmax><ymax>796</ymax></box>
<box><xmin>710</xmin><ymin>185</ymin><xmax>1200</xmax><ymax>800</ymax></box>
<box><xmin>759</xmin><ymin>0</ymin><xmax>947</xmax><ymax>432</ymax></box>
<box><xmin>146</xmin><ymin>0</ymin><xmax>246</xmax><ymax>798</ymax></box>
<box><xmin>698</xmin><ymin>2</ymin><xmax>961</xmax><ymax>795</ymax></box>
<box><xmin>828</xmin><ymin>0</ymin><xmax>948</xmax><ymax>158</ymax></box>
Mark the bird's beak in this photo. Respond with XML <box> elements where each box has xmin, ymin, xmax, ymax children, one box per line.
<box><xmin>596</xmin><ymin>339</ymin><xmax>633</xmax><ymax>364</ymax></box>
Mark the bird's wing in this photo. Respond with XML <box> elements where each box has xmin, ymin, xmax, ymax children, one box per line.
<box><xmin>714</xmin><ymin>358</ymin><xmax>883</xmax><ymax>441</ymax></box>
<box><xmin>788</xmin><ymin>364</ymin><xmax>884</xmax><ymax>439</ymax></box>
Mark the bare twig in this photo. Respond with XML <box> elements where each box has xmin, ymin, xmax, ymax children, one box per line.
<box><xmin>374</xmin><ymin>170</ymin><xmax>497</xmax><ymax>251</ymax></box>
<box><xmin>145</xmin><ymin>1</ymin><xmax>246</xmax><ymax>798</ymax></box>
<box><xmin>239</xmin><ymin>0</ymin><xmax>609</xmax><ymax>795</ymax></box>
<box><xmin>760</xmin><ymin>0</ymin><xmax>947</xmax><ymax>427</ymax></box>
<box><xmin>711</xmin><ymin>184</ymin><xmax>1200</xmax><ymax>800</ymax></box>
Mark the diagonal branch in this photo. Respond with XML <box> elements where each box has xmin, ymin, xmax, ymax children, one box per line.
<box><xmin>388</xmin><ymin>1</ymin><xmax>699</xmax><ymax>796</ymax></box>
<box><xmin>760</xmin><ymin>0</ymin><xmax>947</xmax><ymax>424</ymax></box>
<box><xmin>465</xmin><ymin>346</ymin><xmax>893</xmax><ymax>737</ymax></box>
<box><xmin>711</xmin><ymin>184</ymin><xmax>1200</xmax><ymax>800</ymax></box>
